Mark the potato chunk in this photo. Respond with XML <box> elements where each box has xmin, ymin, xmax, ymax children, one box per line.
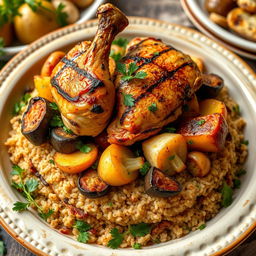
<box><xmin>178</xmin><ymin>113</ymin><xmax>228</xmax><ymax>152</ymax></box>
<box><xmin>199</xmin><ymin>99</ymin><xmax>227</xmax><ymax>119</ymax></box>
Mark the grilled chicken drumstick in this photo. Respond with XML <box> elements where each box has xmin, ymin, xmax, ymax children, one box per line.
<box><xmin>107</xmin><ymin>37</ymin><xmax>202</xmax><ymax>145</ymax></box>
<box><xmin>50</xmin><ymin>4</ymin><xmax>128</xmax><ymax>136</ymax></box>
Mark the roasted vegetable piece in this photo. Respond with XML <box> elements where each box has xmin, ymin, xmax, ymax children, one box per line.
<box><xmin>34</xmin><ymin>76</ymin><xmax>54</xmax><ymax>102</ymax></box>
<box><xmin>197</xmin><ymin>73</ymin><xmax>224</xmax><ymax>99</ymax></box>
<box><xmin>187</xmin><ymin>151</ymin><xmax>211</xmax><ymax>177</ymax></box>
<box><xmin>205</xmin><ymin>0</ymin><xmax>237</xmax><ymax>16</ymax></box>
<box><xmin>41</xmin><ymin>51</ymin><xmax>65</xmax><ymax>77</ymax></box>
<box><xmin>199</xmin><ymin>99</ymin><xmax>227</xmax><ymax>119</ymax></box>
<box><xmin>21</xmin><ymin>97</ymin><xmax>54</xmax><ymax>146</ymax></box>
<box><xmin>78</xmin><ymin>168</ymin><xmax>110</xmax><ymax>198</ymax></box>
<box><xmin>50</xmin><ymin>127</ymin><xmax>79</xmax><ymax>154</ymax></box>
<box><xmin>182</xmin><ymin>95</ymin><xmax>200</xmax><ymax>118</ymax></box>
<box><xmin>142</xmin><ymin>133</ymin><xmax>187</xmax><ymax>176</ymax></box>
<box><xmin>191</xmin><ymin>56</ymin><xmax>205</xmax><ymax>73</ymax></box>
<box><xmin>209</xmin><ymin>13</ymin><xmax>229</xmax><ymax>28</ymax></box>
<box><xmin>238</xmin><ymin>0</ymin><xmax>256</xmax><ymax>13</ymax></box>
<box><xmin>178</xmin><ymin>113</ymin><xmax>228</xmax><ymax>152</ymax></box>
<box><xmin>144</xmin><ymin>167</ymin><xmax>181</xmax><ymax>198</ymax></box>
<box><xmin>98</xmin><ymin>144</ymin><xmax>144</xmax><ymax>186</ymax></box>
<box><xmin>54</xmin><ymin>144</ymin><xmax>98</xmax><ymax>173</ymax></box>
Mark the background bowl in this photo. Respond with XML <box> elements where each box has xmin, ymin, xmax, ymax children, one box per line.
<box><xmin>2</xmin><ymin>0</ymin><xmax>105</xmax><ymax>58</ymax></box>
<box><xmin>181</xmin><ymin>0</ymin><xmax>256</xmax><ymax>59</ymax></box>
<box><xmin>0</xmin><ymin>18</ymin><xmax>256</xmax><ymax>256</ymax></box>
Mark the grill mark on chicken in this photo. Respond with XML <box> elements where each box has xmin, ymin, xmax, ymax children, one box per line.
<box><xmin>119</xmin><ymin>62</ymin><xmax>193</xmax><ymax>125</ymax></box>
<box><xmin>51</xmin><ymin>57</ymin><xmax>104</xmax><ymax>102</ymax></box>
<box><xmin>126</xmin><ymin>38</ymin><xmax>155</xmax><ymax>55</ymax></box>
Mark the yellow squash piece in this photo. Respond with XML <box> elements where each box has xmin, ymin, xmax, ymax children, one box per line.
<box><xmin>34</xmin><ymin>76</ymin><xmax>54</xmax><ymax>102</ymax></box>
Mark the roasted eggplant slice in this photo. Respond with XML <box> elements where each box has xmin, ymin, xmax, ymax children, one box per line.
<box><xmin>144</xmin><ymin>167</ymin><xmax>181</xmax><ymax>198</ymax></box>
<box><xmin>21</xmin><ymin>97</ymin><xmax>54</xmax><ymax>145</ymax></box>
<box><xmin>50</xmin><ymin>127</ymin><xmax>79</xmax><ymax>154</ymax></box>
<box><xmin>78</xmin><ymin>168</ymin><xmax>110</xmax><ymax>198</ymax></box>
<box><xmin>197</xmin><ymin>73</ymin><xmax>224</xmax><ymax>99</ymax></box>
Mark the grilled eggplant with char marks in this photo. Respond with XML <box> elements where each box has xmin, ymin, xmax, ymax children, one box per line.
<box><xmin>144</xmin><ymin>167</ymin><xmax>181</xmax><ymax>198</ymax></box>
<box><xmin>50</xmin><ymin>127</ymin><xmax>79</xmax><ymax>154</ymax></box>
<box><xmin>78</xmin><ymin>168</ymin><xmax>110</xmax><ymax>198</ymax></box>
<box><xmin>107</xmin><ymin>37</ymin><xmax>202</xmax><ymax>146</ymax></box>
<box><xmin>21</xmin><ymin>97</ymin><xmax>55</xmax><ymax>146</ymax></box>
<box><xmin>50</xmin><ymin>4</ymin><xmax>128</xmax><ymax>136</ymax></box>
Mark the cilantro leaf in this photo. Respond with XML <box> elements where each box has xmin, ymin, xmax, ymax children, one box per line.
<box><xmin>237</xmin><ymin>169</ymin><xmax>246</xmax><ymax>177</ymax></box>
<box><xmin>56</xmin><ymin>2</ymin><xmax>68</xmax><ymax>27</ymax></box>
<box><xmin>112</xmin><ymin>38</ymin><xmax>128</xmax><ymax>48</ymax></box>
<box><xmin>140</xmin><ymin>162</ymin><xmax>151</xmax><ymax>176</ymax></box>
<box><xmin>198</xmin><ymin>224</ymin><xmax>206</xmax><ymax>230</ymax></box>
<box><xmin>133</xmin><ymin>242</ymin><xmax>142</xmax><ymax>249</ymax></box>
<box><xmin>130</xmin><ymin>223</ymin><xmax>151</xmax><ymax>237</ymax></box>
<box><xmin>63</xmin><ymin>125</ymin><xmax>73</xmax><ymax>135</ymax></box>
<box><xmin>233</xmin><ymin>179</ymin><xmax>241</xmax><ymax>189</ymax></box>
<box><xmin>196</xmin><ymin>120</ymin><xmax>205</xmax><ymax>126</ymax></box>
<box><xmin>49</xmin><ymin>102</ymin><xmax>59</xmax><ymax>111</ymax></box>
<box><xmin>0</xmin><ymin>37</ymin><xmax>5</xmax><ymax>56</ymax></box>
<box><xmin>11</xmin><ymin>165</ymin><xmax>25</xmax><ymax>176</ymax></box>
<box><xmin>39</xmin><ymin>209</ymin><xmax>54</xmax><ymax>220</ymax></box>
<box><xmin>12</xmin><ymin>93</ymin><xmax>31</xmax><ymax>115</ymax></box>
<box><xmin>148</xmin><ymin>103</ymin><xmax>157</xmax><ymax>112</ymax></box>
<box><xmin>127</xmin><ymin>62</ymin><xmax>138</xmax><ymax>76</ymax></box>
<box><xmin>74</xmin><ymin>220</ymin><xmax>91</xmax><ymax>232</ymax></box>
<box><xmin>77</xmin><ymin>231</ymin><xmax>90</xmax><ymax>243</ymax></box>
<box><xmin>110</xmin><ymin>50</ymin><xmax>122</xmax><ymax>63</ymax></box>
<box><xmin>49</xmin><ymin>159</ymin><xmax>55</xmax><ymax>165</ymax></box>
<box><xmin>50</xmin><ymin>115</ymin><xmax>64</xmax><ymax>127</ymax></box>
<box><xmin>76</xmin><ymin>141</ymin><xmax>92</xmax><ymax>153</ymax></box>
<box><xmin>25</xmin><ymin>179</ymin><xmax>39</xmax><ymax>193</ymax></box>
<box><xmin>221</xmin><ymin>181</ymin><xmax>233</xmax><ymax>208</ymax></box>
<box><xmin>117</xmin><ymin>62</ymin><xmax>127</xmax><ymax>75</ymax></box>
<box><xmin>117</xmin><ymin>62</ymin><xmax>147</xmax><ymax>82</ymax></box>
<box><xmin>123</xmin><ymin>93</ymin><xmax>135</xmax><ymax>107</ymax></box>
<box><xmin>134</xmin><ymin>71</ymin><xmax>147</xmax><ymax>79</ymax></box>
<box><xmin>12</xmin><ymin>201</ymin><xmax>30</xmax><ymax>212</ymax></box>
<box><xmin>11</xmin><ymin>182</ymin><xmax>23</xmax><ymax>190</ymax></box>
<box><xmin>241</xmin><ymin>140</ymin><xmax>249</xmax><ymax>145</ymax></box>
<box><xmin>107</xmin><ymin>228</ymin><xmax>124</xmax><ymax>249</ymax></box>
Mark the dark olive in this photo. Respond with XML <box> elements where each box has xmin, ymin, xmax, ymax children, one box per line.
<box><xmin>50</xmin><ymin>127</ymin><xmax>79</xmax><ymax>154</ymax></box>
<box><xmin>197</xmin><ymin>73</ymin><xmax>224</xmax><ymax>99</ymax></box>
<box><xmin>21</xmin><ymin>97</ymin><xmax>54</xmax><ymax>146</ymax></box>
<box><xmin>78</xmin><ymin>168</ymin><xmax>110</xmax><ymax>198</ymax></box>
<box><xmin>144</xmin><ymin>167</ymin><xmax>181</xmax><ymax>198</ymax></box>
<box><xmin>205</xmin><ymin>0</ymin><xmax>237</xmax><ymax>16</ymax></box>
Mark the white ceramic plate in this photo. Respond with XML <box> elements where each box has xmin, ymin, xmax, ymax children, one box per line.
<box><xmin>2</xmin><ymin>0</ymin><xmax>105</xmax><ymax>58</ymax></box>
<box><xmin>0</xmin><ymin>17</ymin><xmax>256</xmax><ymax>256</ymax></box>
<box><xmin>181</xmin><ymin>0</ymin><xmax>256</xmax><ymax>59</ymax></box>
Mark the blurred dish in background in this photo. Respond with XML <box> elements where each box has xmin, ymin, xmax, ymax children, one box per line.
<box><xmin>0</xmin><ymin>0</ymin><xmax>105</xmax><ymax>58</ymax></box>
<box><xmin>181</xmin><ymin>0</ymin><xmax>256</xmax><ymax>59</ymax></box>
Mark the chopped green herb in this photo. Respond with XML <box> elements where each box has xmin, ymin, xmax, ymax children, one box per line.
<box><xmin>198</xmin><ymin>224</ymin><xmax>206</xmax><ymax>230</ymax></box>
<box><xmin>77</xmin><ymin>231</ymin><xmax>90</xmax><ymax>243</ymax></box>
<box><xmin>107</xmin><ymin>228</ymin><xmax>124</xmax><ymax>249</ymax></box>
<box><xmin>164</xmin><ymin>127</ymin><xmax>176</xmax><ymax>133</ymax></box>
<box><xmin>232</xmin><ymin>105</ymin><xmax>240</xmax><ymax>114</ymax></box>
<box><xmin>49</xmin><ymin>159</ymin><xmax>55</xmax><ymax>165</ymax></box>
<box><xmin>237</xmin><ymin>169</ymin><xmax>246</xmax><ymax>177</ymax></box>
<box><xmin>50</xmin><ymin>115</ymin><xmax>64</xmax><ymax>127</ymax></box>
<box><xmin>56</xmin><ymin>2</ymin><xmax>68</xmax><ymax>27</ymax></box>
<box><xmin>76</xmin><ymin>141</ymin><xmax>92</xmax><ymax>153</ymax></box>
<box><xmin>49</xmin><ymin>102</ymin><xmax>59</xmax><ymax>111</ymax></box>
<box><xmin>129</xmin><ymin>223</ymin><xmax>151</xmax><ymax>237</ymax></box>
<box><xmin>110</xmin><ymin>50</ymin><xmax>122</xmax><ymax>63</ymax></box>
<box><xmin>241</xmin><ymin>140</ymin><xmax>249</xmax><ymax>146</ymax></box>
<box><xmin>133</xmin><ymin>243</ymin><xmax>142</xmax><ymax>249</ymax></box>
<box><xmin>122</xmin><ymin>93</ymin><xmax>135</xmax><ymax>107</ymax></box>
<box><xmin>187</xmin><ymin>140</ymin><xmax>194</xmax><ymax>145</ymax></box>
<box><xmin>148</xmin><ymin>103</ymin><xmax>157</xmax><ymax>112</ymax></box>
<box><xmin>117</xmin><ymin>62</ymin><xmax>147</xmax><ymax>82</ymax></box>
<box><xmin>140</xmin><ymin>162</ymin><xmax>151</xmax><ymax>176</ymax></box>
<box><xmin>168</xmin><ymin>155</ymin><xmax>175</xmax><ymax>161</ymax></box>
<box><xmin>0</xmin><ymin>240</ymin><xmax>5</xmax><ymax>256</ymax></box>
<box><xmin>107</xmin><ymin>202</ymin><xmax>113</xmax><ymax>207</ymax></box>
<box><xmin>63</xmin><ymin>126</ymin><xmax>73</xmax><ymax>135</ymax></box>
<box><xmin>11</xmin><ymin>165</ymin><xmax>54</xmax><ymax>219</ymax></box>
<box><xmin>153</xmin><ymin>52</ymin><xmax>159</xmax><ymax>56</ymax></box>
<box><xmin>0</xmin><ymin>37</ymin><xmax>5</xmax><ymax>56</ymax></box>
<box><xmin>74</xmin><ymin>220</ymin><xmax>91</xmax><ymax>232</ymax></box>
<box><xmin>112</xmin><ymin>38</ymin><xmax>129</xmax><ymax>48</ymax></box>
<box><xmin>153</xmin><ymin>238</ymin><xmax>161</xmax><ymax>244</ymax></box>
<box><xmin>233</xmin><ymin>179</ymin><xmax>241</xmax><ymax>189</ymax></box>
<box><xmin>13</xmin><ymin>93</ymin><xmax>31</xmax><ymax>115</ymax></box>
<box><xmin>197</xmin><ymin>120</ymin><xmax>205</xmax><ymax>126</ymax></box>
<box><xmin>221</xmin><ymin>181</ymin><xmax>233</xmax><ymax>208</ymax></box>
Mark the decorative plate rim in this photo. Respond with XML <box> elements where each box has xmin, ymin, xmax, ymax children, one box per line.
<box><xmin>0</xmin><ymin>17</ymin><xmax>256</xmax><ymax>256</ymax></box>
<box><xmin>180</xmin><ymin>0</ymin><xmax>256</xmax><ymax>59</ymax></box>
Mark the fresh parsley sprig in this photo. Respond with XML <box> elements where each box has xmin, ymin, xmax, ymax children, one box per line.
<box><xmin>11</xmin><ymin>165</ymin><xmax>54</xmax><ymax>220</ymax></box>
<box><xmin>107</xmin><ymin>228</ymin><xmax>124</xmax><ymax>249</ymax></box>
<box><xmin>13</xmin><ymin>93</ymin><xmax>31</xmax><ymax>115</ymax></box>
<box><xmin>56</xmin><ymin>3</ymin><xmax>68</xmax><ymax>27</ymax></box>
<box><xmin>76</xmin><ymin>141</ymin><xmax>92</xmax><ymax>153</ymax></box>
<box><xmin>140</xmin><ymin>162</ymin><xmax>151</xmax><ymax>176</ymax></box>
<box><xmin>74</xmin><ymin>220</ymin><xmax>91</xmax><ymax>243</ymax></box>
<box><xmin>0</xmin><ymin>38</ymin><xmax>5</xmax><ymax>56</ymax></box>
<box><xmin>117</xmin><ymin>62</ymin><xmax>147</xmax><ymax>82</ymax></box>
<box><xmin>50</xmin><ymin>114</ymin><xmax>73</xmax><ymax>135</ymax></box>
<box><xmin>122</xmin><ymin>93</ymin><xmax>135</xmax><ymax>107</ymax></box>
<box><xmin>221</xmin><ymin>181</ymin><xmax>233</xmax><ymax>208</ymax></box>
<box><xmin>112</xmin><ymin>38</ymin><xmax>129</xmax><ymax>48</ymax></box>
<box><xmin>129</xmin><ymin>223</ymin><xmax>151</xmax><ymax>237</ymax></box>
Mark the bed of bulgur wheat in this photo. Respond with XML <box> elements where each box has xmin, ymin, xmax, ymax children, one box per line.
<box><xmin>5</xmin><ymin>87</ymin><xmax>247</xmax><ymax>247</ymax></box>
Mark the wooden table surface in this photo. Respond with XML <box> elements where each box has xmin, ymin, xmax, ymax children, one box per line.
<box><xmin>0</xmin><ymin>0</ymin><xmax>255</xmax><ymax>255</ymax></box>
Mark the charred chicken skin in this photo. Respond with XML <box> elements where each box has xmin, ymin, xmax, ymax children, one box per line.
<box><xmin>107</xmin><ymin>37</ymin><xmax>202</xmax><ymax>145</ymax></box>
<box><xmin>50</xmin><ymin>4</ymin><xmax>128</xmax><ymax>136</ymax></box>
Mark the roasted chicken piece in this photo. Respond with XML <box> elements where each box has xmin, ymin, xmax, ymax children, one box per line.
<box><xmin>107</xmin><ymin>37</ymin><xmax>202</xmax><ymax>145</ymax></box>
<box><xmin>50</xmin><ymin>4</ymin><xmax>128</xmax><ymax>136</ymax></box>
